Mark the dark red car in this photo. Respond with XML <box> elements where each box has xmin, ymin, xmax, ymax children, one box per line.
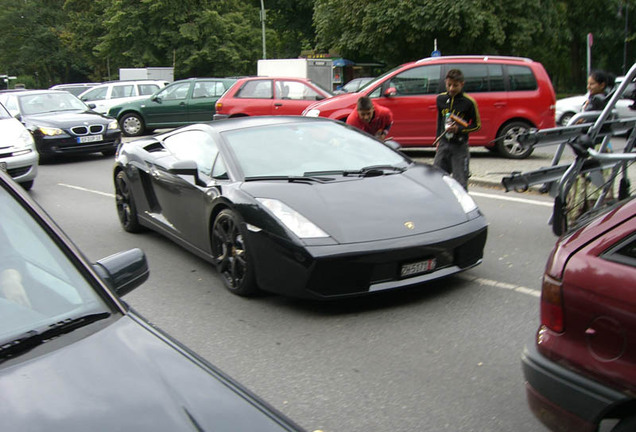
<box><xmin>522</xmin><ymin>197</ymin><xmax>636</xmax><ymax>432</ymax></box>
<box><xmin>213</xmin><ymin>76</ymin><xmax>332</xmax><ymax>119</ymax></box>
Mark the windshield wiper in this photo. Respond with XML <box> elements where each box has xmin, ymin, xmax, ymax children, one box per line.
<box><xmin>0</xmin><ymin>312</ymin><xmax>111</xmax><ymax>362</ymax></box>
<box><xmin>244</xmin><ymin>175</ymin><xmax>335</xmax><ymax>183</ymax></box>
<box><xmin>305</xmin><ymin>165</ymin><xmax>407</xmax><ymax>178</ymax></box>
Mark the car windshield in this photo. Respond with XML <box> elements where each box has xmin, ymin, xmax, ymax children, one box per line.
<box><xmin>0</xmin><ymin>103</ymin><xmax>12</xmax><ymax>120</ymax></box>
<box><xmin>19</xmin><ymin>92</ymin><xmax>89</xmax><ymax>115</ymax></box>
<box><xmin>221</xmin><ymin>121</ymin><xmax>408</xmax><ymax>178</ymax></box>
<box><xmin>0</xmin><ymin>186</ymin><xmax>112</xmax><ymax>346</ymax></box>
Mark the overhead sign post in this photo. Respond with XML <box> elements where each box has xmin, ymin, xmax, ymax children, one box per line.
<box><xmin>431</xmin><ymin>38</ymin><xmax>441</xmax><ymax>57</ymax></box>
<box><xmin>587</xmin><ymin>32</ymin><xmax>593</xmax><ymax>77</ymax></box>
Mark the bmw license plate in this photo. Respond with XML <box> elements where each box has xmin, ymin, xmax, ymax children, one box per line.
<box><xmin>0</xmin><ymin>161</ymin><xmax>6</xmax><ymax>173</ymax></box>
<box><xmin>77</xmin><ymin>134</ymin><xmax>103</xmax><ymax>144</ymax></box>
<box><xmin>400</xmin><ymin>258</ymin><xmax>437</xmax><ymax>278</ymax></box>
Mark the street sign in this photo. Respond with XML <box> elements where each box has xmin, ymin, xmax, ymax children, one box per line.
<box><xmin>431</xmin><ymin>50</ymin><xmax>441</xmax><ymax>57</ymax></box>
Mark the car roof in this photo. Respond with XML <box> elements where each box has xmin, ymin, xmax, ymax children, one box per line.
<box><xmin>414</xmin><ymin>55</ymin><xmax>535</xmax><ymax>65</ymax></box>
<box><xmin>182</xmin><ymin>115</ymin><xmax>336</xmax><ymax>134</ymax></box>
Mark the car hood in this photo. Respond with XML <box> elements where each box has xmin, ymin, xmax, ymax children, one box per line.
<box><xmin>242</xmin><ymin>165</ymin><xmax>473</xmax><ymax>244</ymax></box>
<box><xmin>302</xmin><ymin>92</ymin><xmax>356</xmax><ymax>114</ymax></box>
<box><xmin>0</xmin><ymin>315</ymin><xmax>299</xmax><ymax>432</ymax></box>
<box><xmin>0</xmin><ymin>118</ymin><xmax>32</xmax><ymax>149</ymax></box>
<box><xmin>555</xmin><ymin>94</ymin><xmax>586</xmax><ymax>112</ymax></box>
<box><xmin>23</xmin><ymin>110</ymin><xmax>113</xmax><ymax>127</ymax></box>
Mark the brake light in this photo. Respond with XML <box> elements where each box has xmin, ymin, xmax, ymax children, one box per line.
<box><xmin>540</xmin><ymin>274</ymin><xmax>564</xmax><ymax>333</ymax></box>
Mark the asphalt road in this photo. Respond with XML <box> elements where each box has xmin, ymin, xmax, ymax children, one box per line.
<box><xmin>28</xmin><ymin>152</ymin><xmax>558</xmax><ymax>432</ymax></box>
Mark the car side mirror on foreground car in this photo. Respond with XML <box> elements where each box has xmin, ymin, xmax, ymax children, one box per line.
<box><xmin>384</xmin><ymin>87</ymin><xmax>397</xmax><ymax>97</ymax></box>
<box><xmin>92</xmin><ymin>248</ymin><xmax>149</xmax><ymax>297</ymax></box>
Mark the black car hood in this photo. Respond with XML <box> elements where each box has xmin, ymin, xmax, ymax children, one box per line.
<box><xmin>0</xmin><ymin>315</ymin><xmax>298</xmax><ymax>432</ymax></box>
<box><xmin>24</xmin><ymin>110</ymin><xmax>112</xmax><ymax>127</ymax></box>
<box><xmin>241</xmin><ymin>165</ymin><xmax>472</xmax><ymax>243</ymax></box>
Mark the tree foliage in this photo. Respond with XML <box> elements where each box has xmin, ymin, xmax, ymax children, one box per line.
<box><xmin>0</xmin><ymin>0</ymin><xmax>632</xmax><ymax>91</ymax></box>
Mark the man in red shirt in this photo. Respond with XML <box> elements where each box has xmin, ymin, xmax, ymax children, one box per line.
<box><xmin>346</xmin><ymin>96</ymin><xmax>393</xmax><ymax>140</ymax></box>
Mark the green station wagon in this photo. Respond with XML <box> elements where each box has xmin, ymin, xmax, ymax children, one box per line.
<box><xmin>108</xmin><ymin>78</ymin><xmax>236</xmax><ymax>136</ymax></box>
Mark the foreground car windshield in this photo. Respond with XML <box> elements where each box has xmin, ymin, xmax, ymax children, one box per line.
<box><xmin>19</xmin><ymin>93</ymin><xmax>88</xmax><ymax>115</ymax></box>
<box><xmin>222</xmin><ymin>121</ymin><xmax>409</xmax><ymax>178</ymax></box>
<box><xmin>0</xmin><ymin>188</ymin><xmax>110</xmax><ymax>346</ymax></box>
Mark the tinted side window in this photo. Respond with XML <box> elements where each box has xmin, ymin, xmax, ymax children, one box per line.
<box><xmin>507</xmin><ymin>65</ymin><xmax>538</xmax><ymax>91</ymax></box>
<box><xmin>163</xmin><ymin>130</ymin><xmax>219</xmax><ymax>177</ymax></box>
<box><xmin>387</xmin><ymin>65</ymin><xmax>441</xmax><ymax>96</ymax></box>
<box><xmin>457</xmin><ymin>64</ymin><xmax>489</xmax><ymax>93</ymax></box>
<box><xmin>603</xmin><ymin>234</ymin><xmax>636</xmax><ymax>267</ymax></box>
<box><xmin>236</xmin><ymin>80</ymin><xmax>273</xmax><ymax>99</ymax></box>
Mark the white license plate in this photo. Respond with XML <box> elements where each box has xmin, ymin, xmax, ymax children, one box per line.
<box><xmin>400</xmin><ymin>258</ymin><xmax>437</xmax><ymax>277</ymax></box>
<box><xmin>77</xmin><ymin>134</ymin><xmax>103</xmax><ymax>144</ymax></box>
<box><xmin>0</xmin><ymin>161</ymin><xmax>6</xmax><ymax>173</ymax></box>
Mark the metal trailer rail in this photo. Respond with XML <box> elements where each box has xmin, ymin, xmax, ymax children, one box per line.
<box><xmin>501</xmin><ymin>63</ymin><xmax>636</xmax><ymax>235</ymax></box>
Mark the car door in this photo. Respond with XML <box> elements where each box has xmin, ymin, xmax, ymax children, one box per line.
<box><xmin>272</xmin><ymin>79</ymin><xmax>326</xmax><ymax>115</ymax></box>
<box><xmin>144</xmin><ymin>81</ymin><xmax>193</xmax><ymax>126</ymax></box>
<box><xmin>188</xmin><ymin>80</ymin><xmax>229</xmax><ymax>122</ymax></box>
<box><xmin>232</xmin><ymin>79</ymin><xmax>274</xmax><ymax>115</ymax></box>
<box><xmin>147</xmin><ymin>129</ymin><xmax>219</xmax><ymax>252</ymax></box>
<box><xmin>366</xmin><ymin>64</ymin><xmax>442</xmax><ymax>146</ymax></box>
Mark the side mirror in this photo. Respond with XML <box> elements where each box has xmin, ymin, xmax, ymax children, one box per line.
<box><xmin>93</xmin><ymin>248</ymin><xmax>149</xmax><ymax>297</ymax></box>
<box><xmin>384</xmin><ymin>87</ymin><xmax>397</xmax><ymax>97</ymax></box>
<box><xmin>87</xmin><ymin>103</ymin><xmax>97</xmax><ymax>109</ymax></box>
<box><xmin>168</xmin><ymin>159</ymin><xmax>206</xmax><ymax>186</ymax></box>
<box><xmin>151</xmin><ymin>95</ymin><xmax>162</xmax><ymax>103</ymax></box>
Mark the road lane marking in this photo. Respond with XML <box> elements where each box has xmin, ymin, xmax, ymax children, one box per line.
<box><xmin>459</xmin><ymin>274</ymin><xmax>541</xmax><ymax>297</ymax></box>
<box><xmin>59</xmin><ymin>183</ymin><xmax>115</xmax><ymax>198</ymax></box>
<box><xmin>470</xmin><ymin>191</ymin><xmax>553</xmax><ymax>207</ymax></box>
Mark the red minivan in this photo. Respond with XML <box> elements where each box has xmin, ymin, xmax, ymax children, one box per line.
<box><xmin>303</xmin><ymin>55</ymin><xmax>556</xmax><ymax>159</ymax></box>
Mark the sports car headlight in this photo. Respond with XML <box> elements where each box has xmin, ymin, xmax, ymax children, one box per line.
<box><xmin>304</xmin><ymin>108</ymin><xmax>320</xmax><ymax>117</ymax></box>
<box><xmin>256</xmin><ymin>198</ymin><xmax>329</xmax><ymax>238</ymax></box>
<box><xmin>443</xmin><ymin>176</ymin><xmax>478</xmax><ymax>214</ymax></box>
<box><xmin>107</xmin><ymin>119</ymin><xmax>120</xmax><ymax>130</ymax></box>
<box><xmin>38</xmin><ymin>126</ymin><xmax>64</xmax><ymax>136</ymax></box>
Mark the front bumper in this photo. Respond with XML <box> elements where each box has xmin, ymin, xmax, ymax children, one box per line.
<box><xmin>521</xmin><ymin>342</ymin><xmax>631</xmax><ymax>432</ymax></box>
<box><xmin>34</xmin><ymin>132</ymin><xmax>122</xmax><ymax>156</ymax></box>
<box><xmin>248</xmin><ymin>217</ymin><xmax>487</xmax><ymax>299</ymax></box>
<box><xmin>0</xmin><ymin>149</ymin><xmax>38</xmax><ymax>184</ymax></box>
<box><xmin>213</xmin><ymin>114</ymin><xmax>230</xmax><ymax>121</ymax></box>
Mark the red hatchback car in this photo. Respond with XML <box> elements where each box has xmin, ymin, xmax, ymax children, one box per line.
<box><xmin>522</xmin><ymin>197</ymin><xmax>636</xmax><ymax>432</ymax></box>
<box><xmin>303</xmin><ymin>55</ymin><xmax>556</xmax><ymax>159</ymax></box>
<box><xmin>213</xmin><ymin>76</ymin><xmax>332</xmax><ymax>119</ymax></box>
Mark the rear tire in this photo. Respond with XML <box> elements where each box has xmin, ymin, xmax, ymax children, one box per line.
<box><xmin>115</xmin><ymin>170</ymin><xmax>143</xmax><ymax>233</ymax></box>
<box><xmin>495</xmin><ymin>121</ymin><xmax>534</xmax><ymax>159</ymax></box>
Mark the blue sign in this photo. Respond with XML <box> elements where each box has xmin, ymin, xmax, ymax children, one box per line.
<box><xmin>431</xmin><ymin>50</ymin><xmax>441</xmax><ymax>57</ymax></box>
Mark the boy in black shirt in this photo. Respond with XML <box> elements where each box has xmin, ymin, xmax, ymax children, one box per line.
<box><xmin>433</xmin><ymin>69</ymin><xmax>481</xmax><ymax>190</ymax></box>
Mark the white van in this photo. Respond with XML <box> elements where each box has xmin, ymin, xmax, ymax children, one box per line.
<box><xmin>79</xmin><ymin>80</ymin><xmax>168</xmax><ymax>115</ymax></box>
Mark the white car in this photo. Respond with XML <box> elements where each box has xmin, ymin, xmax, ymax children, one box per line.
<box><xmin>78</xmin><ymin>80</ymin><xmax>168</xmax><ymax>115</ymax></box>
<box><xmin>555</xmin><ymin>76</ymin><xmax>636</xmax><ymax>125</ymax></box>
<box><xmin>0</xmin><ymin>102</ymin><xmax>38</xmax><ymax>190</ymax></box>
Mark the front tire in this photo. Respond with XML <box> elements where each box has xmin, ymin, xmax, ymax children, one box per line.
<box><xmin>115</xmin><ymin>170</ymin><xmax>143</xmax><ymax>233</ymax></box>
<box><xmin>120</xmin><ymin>113</ymin><xmax>145</xmax><ymax>137</ymax></box>
<box><xmin>211</xmin><ymin>209</ymin><xmax>257</xmax><ymax>296</ymax></box>
<box><xmin>495</xmin><ymin>121</ymin><xmax>534</xmax><ymax>159</ymax></box>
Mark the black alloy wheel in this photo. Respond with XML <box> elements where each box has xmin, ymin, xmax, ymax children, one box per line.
<box><xmin>115</xmin><ymin>171</ymin><xmax>142</xmax><ymax>233</ymax></box>
<box><xmin>211</xmin><ymin>209</ymin><xmax>257</xmax><ymax>296</ymax></box>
